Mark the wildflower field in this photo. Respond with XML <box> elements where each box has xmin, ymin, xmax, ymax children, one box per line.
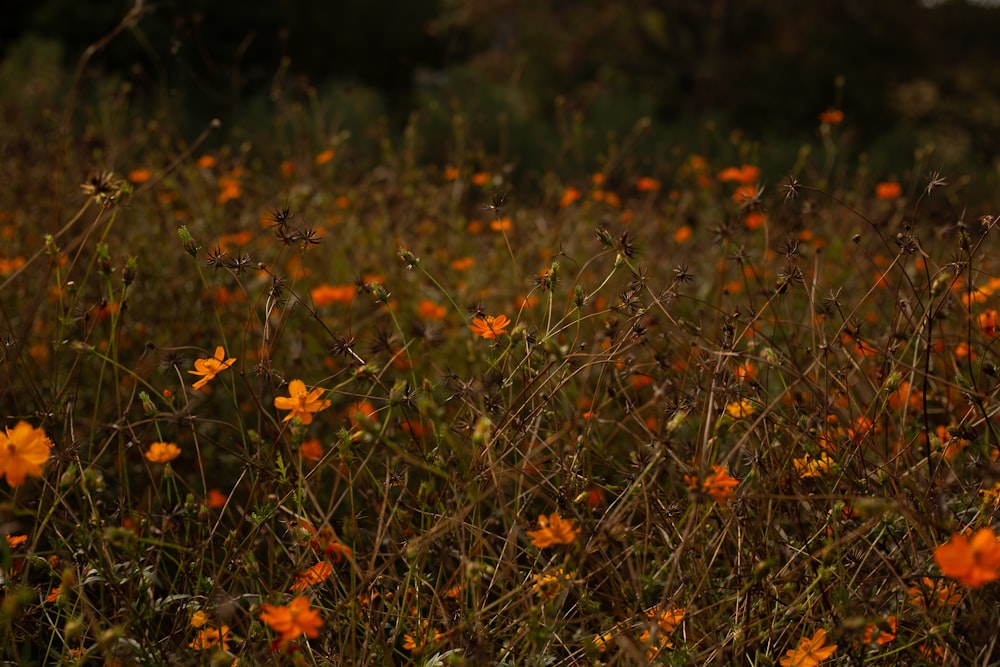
<box><xmin>3</xmin><ymin>33</ymin><xmax>1000</xmax><ymax>667</ymax></box>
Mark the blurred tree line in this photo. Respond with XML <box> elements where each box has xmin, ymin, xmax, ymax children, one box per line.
<box><xmin>4</xmin><ymin>0</ymin><xmax>1000</xmax><ymax>166</ymax></box>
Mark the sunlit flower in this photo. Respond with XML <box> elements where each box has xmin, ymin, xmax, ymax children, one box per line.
<box><xmin>291</xmin><ymin>561</ymin><xmax>334</xmax><ymax>592</ymax></box>
<box><xmin>274</xmin><ymin>380</ymin><xmax>331</xmax><ymax>425</ymax></box>
<box><xmin>793</xmin><ymin>452</ymin><xmax>833</xmax><ymax>478</ymax></box>
<box><xmin>530</xmin><ymin>567</ymin><xmax>572</xmax><ymax>599</ymax></box>
<box><xmin>593</xmin><ymin>629</ymin><xmax>615</xmax><ymax>652</ymax></box>
<box><xmin>144</xmin><ymin>442</ymin><xmax>181</xmax><ymax>463</ymax></box>
<box><xmin>189</xmin><ymin>346</ymin><xmax>236</xmax><ymax>390</ymax></box>
<box><xmin>780</xmin><ymin>628</ymin><xmax>837</xmax><ymax>667</ymax></box>
<box><xmin>189</xmin><ymin>625</ymin><xmax>231</xmax><ymax>650</ymax></box>
<box><xmin>259</xmin><ymin>596</ymin><xmax>323</xmax><ymax>650</ymax></box>
<box><xmin>0</xmin><ymin>421</ymin><xmax>52</xmax><ymax>487</ymax></box>
<box><xmin>981</xmin><ymin>482</ymin><xmax>1000</xmax><ymax>509</ymax></box>
<box><xmin>527</xmin><ymin>512</ymin><xmax>580</xmax><ymax>548</ymax></box>
<box><xmin>874</xmin><ymin>181</ymin><xmax>902</xmax><ymax>201</ymax></box>
<box><xmin>933</xmin><ymin>527</ymin><xmax>1000</xmax><ymax>587</ymax></box>
<box><xmin>725</xmin><ymin>398</ymin><xmax>756</xmax><ymax>419</ymax></box>
<box><xmin>645</xmin><ymin>606</ymin><xmax>685</xmax><ymax>633</ymax></box>
<box><xmin>469</xmin><ymin>314</ymin><xmax>510</xmax><ymax>339</ymax></box>
<box><xmin>190</xmin><ymin>610</ymin><xmax>209</xmax><ymax>628</ymax></box>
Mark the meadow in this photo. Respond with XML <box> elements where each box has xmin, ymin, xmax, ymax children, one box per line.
<box><xmin>2</xmin><ymin>36</ymin><xmax>1000</xmax><ymax>667</ymax></box>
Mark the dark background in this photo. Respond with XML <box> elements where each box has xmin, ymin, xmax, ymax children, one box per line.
<box><xmin>5</xmin><ymin>0</ymin><xmax>1000</xmax><ymax>172</ymax></box>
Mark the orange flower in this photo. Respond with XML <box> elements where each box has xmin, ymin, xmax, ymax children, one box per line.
<box><xmin>559</xmin><ymin>186</ymin><xmax>582</xmax><ymax>208</ymax></box>
<box><xmin>0</xmin><ymin>422</ymin><xmax>52</xmax><ymax>487</ymax></box>
<box><xmin>780</xmin><ymin>628</ymin><xmax>837</xmax><ymax>667</ymax></box>
<box><xmin>645</xmin><ymin>606</ymin><xmax>685</xmax><ymax>633</ymax></box>
<box><xmin>196</xmin><ymin>155</ymin><xmax>217</xmax><ymax>169</ymax></box>
<box><xmin>5</xmin><ymin>534</ymin><xmax>27</xmax><ymax>548</ymax></box>
<box><xmin>471</xmin><ymin>171</ymin><xmax>490</xmax><ymax>186</ymax></box>
<box><xmin>300</xmin><ymin>439</ymin><xmax>323</xmax><ymax>462</ymax></box>
<box><xmin>907</xmin><ymin>576</ymin><xmax>962</xmax><ymax>609</ymax></box>
<box><xmin>636</xmin><ymin>177</ymin><xmax>661</xmax><ymax>192</ymax></box>
<box><xmin>314</xmin><ymin>149</ymin><xmax>335</xmax><ymax>166</ymax></box>
<box><xmin>417</xmin><ymin>299</ymin><xmax>447</xmax><ymax>320</ymax></box>
<box><xmin>874</xmin><ymin>181</ymin><xmax>902</xmax><ymax>201</ymax></box>
<box><xmin>274</xmin><ymin>380</ymin><xmax>331</xmax><ymax>425</ymax></box>
<box><xmin>189</xmin><ymin>346</ymin><xmax>236</xmax><ymax>391</ymax></box>
<box><xmin>862</xmin><ymin>616</ymin><xmax>896</xmax><ymax>646</ymax></box>
<box><xmin>717</xmin><ymin>164</ymin><xmax>760</xmax><ymax>184</ymax></box>
<box><xmin>526</xmin><ymin>512</ymin><xmax>580</xmax><ymax>548</ymax></box>
<box><xmin>933</xmin><ymin>527</ymin><xmax>1000</xmax><ymax>587</ymax></box>
<box><xmin>469</xmin><ymin>314</ymin><xmax>511</xmax><ymax>339</ymax></box>
<box><xmin>207</xmin><ymin>488</ymin><xmax>228</xmax><ymax>509</ymax></box>
<box><xmin>291</xmin><ymin>561</ymin><xmax>334</xmax><ymax>592</ymax></box>
<box><xmin>979</xmin><ymin>309</ymin><xmax>1000</xmax><ymax>336</ymax></box>
<box><xmin>403</xmin><ymin>623</ymin><xmax>438</xmax><ymax>651</ymax></box>
<box><xmin>451</xmin><ymin>257</ymin><xmax>475</xmax><ymax>271</ymax></box>
<box><xmin>127</xmin><ymin>168</ymin><xmax>152</xmax><ymax>184</ymax></box>
<box><xmin>685</xmin><ymin>465</ymin><xmax>739</xmax><ymax>503</ymax></box>
<box><xmin>490</xmin><ymin>217</ymin><xmax>512</xmax><ymax>231</ymax></box>
<box><xmin>818</xmin><ymin>109</ymin><xmax>844</xmax><ymax>125</ymax></box>
<box><xmin>216</xmin><ymin>169</ymin><xmax>243</xmax><ymax>204</ymax></box>
<box><xmin>311</xmin><ymin>283</ymin><xmax>356</xmax><ymax>307</ymax></box>
<box><xmin>144</xmin><ymin>442</ymin><xmax>181</xmax><ymax>463</ymax></box>
<box><xmin>189</xmin><ymin>625</ymin><xmax>231</xmax><ymax>650</ymax></box>
<box><xmin>259</xmin><ymin>596</ymin><xmax>323</xmax><ymax>650</ymax></box>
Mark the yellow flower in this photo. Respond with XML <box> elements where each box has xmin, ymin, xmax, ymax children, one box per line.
<box><xmin>402</xmin><ymin>623</ymin><xmax>438</xmax><ymax>652</ymax></box>
<box><xmin>273</xmin><ymin>380</ymin><xmax>331</xmax><ymax>425</ymax></box>
<box><xmin>144</xmin><ymin>442</ymin><xmax>181</xmax><ymax>463</ymax></box>
<box><xmin>793</xmin><ymin>452</ymin><xmax>833</xmax><ymax>478</ymax></box>
<box><xmin>190</xmin><ymin>610</ymin><xmax>209</xmax><ymax>628</ymax></box>
<box><xmin>725</xmin><ymin>398</ymin><xmax>756</xmax><ymax>419</ymax></box>
<box><xmin>530</xmin><ymin>567</ymin><xmax>572</xmax><ymax>599</ymax></box>
<box><xmin>526</xmin><ymin>512</ymin><xmax>580</xmax><ymax>548</ymax></box>
<box><xmin>189</xmin><ymin>346</ymin><xmax>236</xmax><ymax>390</ymax></box>
<box><xmin>189</xmin><ymin>625</ymin><xmax>231</xmax><ymax>650</ymax></box>
<box><xmin>780</xmin><ymin>628</ymin><xmax>837</xmax><ymax>667</ymax></box>
<box><xmin>0</xmin><ymin>421</ymin><xmax>52</xmax><ymax>486</ymax></box>
<box><xmin>469</xmin><ymin>314</ymin><xmax>510</xmax><ymax>339</ymax></box>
